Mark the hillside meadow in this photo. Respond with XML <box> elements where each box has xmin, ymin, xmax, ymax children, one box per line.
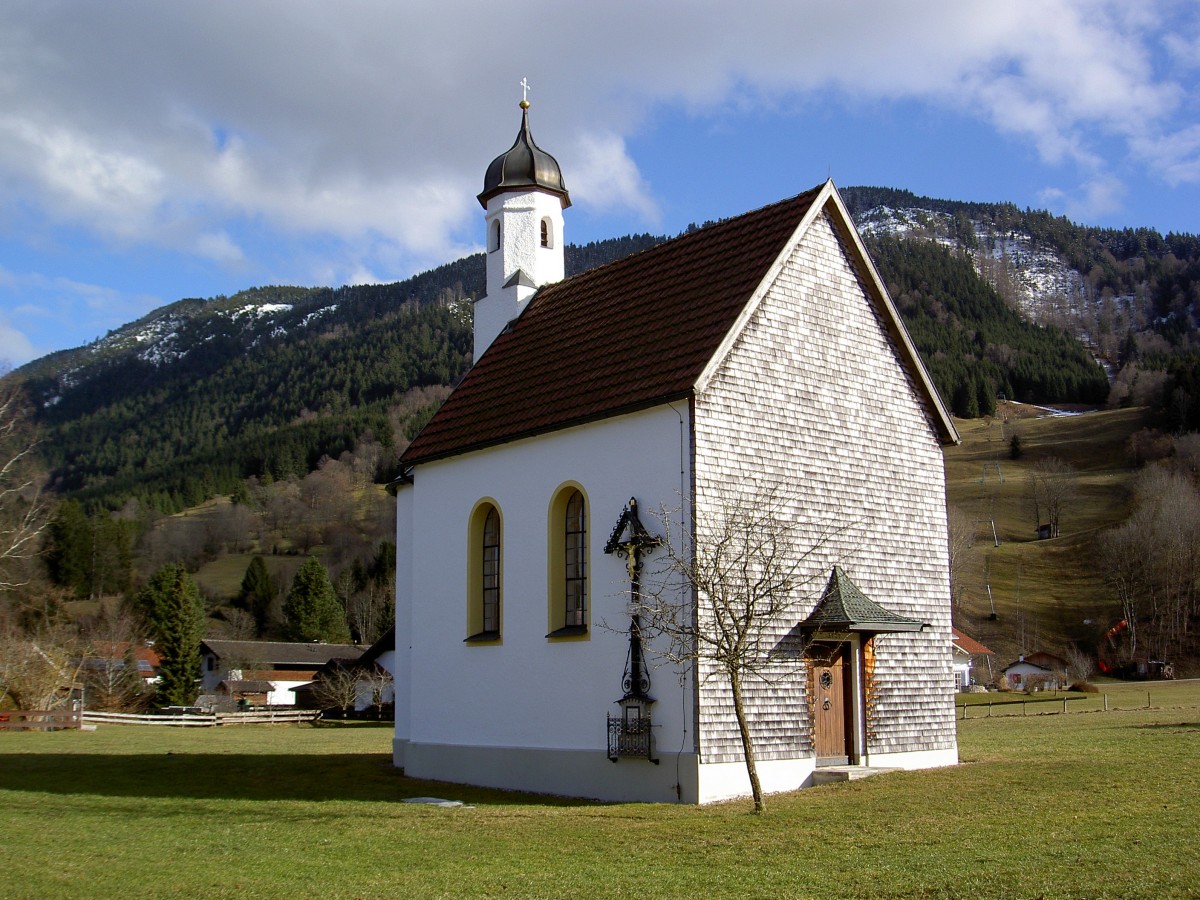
<box><xmin>1</xmin><ymin>679</ymin><xmax>1197</xmax><ymax>899</ymax></box>
<box><xmin>943</xmin><ymin>404</ymin><xmax>1151</xmax><ymax>666</ymax></box>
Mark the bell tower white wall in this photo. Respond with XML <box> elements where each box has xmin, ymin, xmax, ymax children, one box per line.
<box><xmin>474</xmin><ymin>188</ymin><xmax>566</xmax><ymax>359</ymax></box>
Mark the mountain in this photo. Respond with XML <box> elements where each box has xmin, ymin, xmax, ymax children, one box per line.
<box><xmin>841</xmin><ymin>186</ymin><xmax>1200</xmax><ymax>431</ymax></box>
<box><xmin>10</xmin><ymin>237</ymin><xmax>664</xmax><ymax>513</ymax></box>
<box><xmin>842</xmin><ymin>186</ymin><xmax>1200</xmax><ymax>357</ymax></box>
<box><xmin>7</xmin><ymin>189</ymin><xmax>1197</xmax><ymax>514</ymax></box>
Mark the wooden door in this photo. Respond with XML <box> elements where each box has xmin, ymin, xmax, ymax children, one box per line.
<box><xmin>810</xmin><ymin>643</ymin><xmax>852</xmax><ymax>765</ymax></box>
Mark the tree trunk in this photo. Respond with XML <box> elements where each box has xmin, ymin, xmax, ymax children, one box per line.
<box><xmin>729</xmin><ymin>670</ymin><xmax>765</xmax><ymax>814</ymax></box>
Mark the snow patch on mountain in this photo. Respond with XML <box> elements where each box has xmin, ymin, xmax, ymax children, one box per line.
<box><xmin>228</xmin><ymin>302</ymin><xmax>293</xmax><ymax>322</ymax></box>
<box><xmin>856</xmin><ymin>205</ymin><xmax>1088</xmax><ymax>323</ymax></box>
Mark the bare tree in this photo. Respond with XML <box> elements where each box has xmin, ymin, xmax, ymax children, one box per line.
<box><xmin>81</xmin><ymin>608</ymin><xmax>152</xmax><ymax>712</ymax></box>
<box><xmin>636</xmin><ymin>483</ymin><xmax>841</xmax><ymax>814</ymax></box>
<box><xmin>138</xmin><ymin>516</ymin><xmax>207</xmax><ymax>573</ymax></box>
<box><xmin>946</xmin><ymin>505</ymin><xmax>977</xmax><ymax>608</ymax></box>
<box><xmin>360</xmin><ymin>665</ymin><xmax>394</xmax><ymax>719</ymax></box>
<box><xmin>342</xmin><ymin>579</ymin><xmax>392</xmax><ymax>645</ymax></box>
<box><xmin>1027</xmin><ymin>456</ymin><xmax>1077</xmax><ymax>538</ymax></box>
<box><xmin>311</xmin><ymin>664</ymin><xmax>360</xmax><ymax>717</ymax></box>
<box><xmin>1097</xmin><ymin>468</ymin><xmax>1200</xmax><ymax>661</ymax></box>
<box><xmin>1097</xmin><ymin>510</ymin><xmax>1149</xmax><ymax>660</ymax></box>
<box><xmin>0</xmin><ymin>620</ymin><xmax>83</xmax><ymax>710</ymax></box>
<box><xmin>213</xmin><ymin>606</ymin><xmax>258</xmax><ymax>641</ymax></box>
<box><xmin>1063</xmin><ymin>645</ymin><xmax>1096</xmax><ymax>685</ymax></box>
<box><xmin>0</xmin><ymin>388</ymin><xmax>49</xmax><ymax>592</ymax></box>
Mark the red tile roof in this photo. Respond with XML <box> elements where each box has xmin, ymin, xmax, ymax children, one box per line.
<box><xmin>401</xmin><ymin>186</ymin><xmax>824</xmax><ymax>465</ymax></box>
<box><xmin>90</xmin><ymin>641</ymin><xmax>162</xmax><ymax>668</ymax></box>
<box><xmin>952</xmin><ymin>627</ymin><xmax>993</xmax><ymax>656</ymax></box>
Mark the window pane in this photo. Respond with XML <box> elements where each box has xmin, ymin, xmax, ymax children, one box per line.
<box><xmin>482</xmin><ymin>507</ymin><xmax>500</xmax><ymax>633</ymax></box>
<box><xmin>564</xmin><ymin>491</ymin><xmax>586</xmax><ymax>626</ymax></box>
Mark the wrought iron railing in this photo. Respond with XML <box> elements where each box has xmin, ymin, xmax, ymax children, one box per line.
<box><xmin>607</xmin><ymin>715</ymin><xmax>657</xmax><ymax>762</ymax></box>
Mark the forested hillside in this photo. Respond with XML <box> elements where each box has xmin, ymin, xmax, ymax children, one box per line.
<box><xmin>842</xmin><ymin>186</ymin><xmax>1200</xmax><ymax>328</ymax></box>
<box><xmin>9</xmin><ymin>190</ymin><xmax>1199</xmax><ymax>520</ymax></box>
<box><xmin>14</xmin><ymin>236</ymin><xmax>665</xmax><ymax>514</ymax></box>
<box><xmin>844</xmin><ymin>185</ymin><xmax>1200</xmax><ymax>432</ymax></box>
<box><xmin>868</xmin><ymin>236</ymin><xmax>1109</xmax><ymax>416</ymax></box>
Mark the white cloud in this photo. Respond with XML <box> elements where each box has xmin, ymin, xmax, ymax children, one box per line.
<box><xmin>1040</xmin><ymin>175</ymin><xmax>1126</xmax><ymax>222</ymax></box>
<box><xmin>0</xmin><ymin>317</ymin><xmax>35</xmax><ymax>368</ymax></box>
<box><xmin>194</xmin><ymin>230</ymin><xmax>246</xmax><ymax>266</ymax></box>
<box><xmin>1131</xmin><ymin>124</ymin><xmax>1200</xmax><ymax>186</ymax></box>
<box><xmin>0</xmin><ymin>0</ymin><xmax>1195</xmax><ymax>325</ymax></box>
<box><xmin>0</xmin><ymin>114</ymin><xmax>166</xmax><ymax>240</ymax></box>
<box><xmin>567</xmin><ymin>133</ymin><xmax>660</xmax><ymax>224</ymax></box>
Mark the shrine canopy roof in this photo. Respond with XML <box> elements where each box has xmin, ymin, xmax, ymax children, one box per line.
<box><xmin>800</xmin><ymin>567</ymin><xmax>926</xmax><ymax>634</ymax></box>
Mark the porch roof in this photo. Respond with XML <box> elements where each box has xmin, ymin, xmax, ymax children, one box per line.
<box><xmin>800</xmin><ymin>567</ymin><xmax>926</xmax><ymax>634</ymax></box>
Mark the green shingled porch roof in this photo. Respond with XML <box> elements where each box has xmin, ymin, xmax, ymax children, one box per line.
<box><xmin>800</xmin><ymin>567</ymin><xmax>926</xmax><ymax>633</ymax></box>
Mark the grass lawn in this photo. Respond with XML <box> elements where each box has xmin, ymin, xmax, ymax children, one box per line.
<box><xmin>2</xmin><ymin>685</ymin><xmax>1199</xmax><ymax>899</ymax></box>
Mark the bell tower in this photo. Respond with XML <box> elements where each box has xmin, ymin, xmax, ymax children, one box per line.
<box><xmin>473</xmin><ymin>82</ymin><xmax>570</xmax><ymax>358</ymax></box>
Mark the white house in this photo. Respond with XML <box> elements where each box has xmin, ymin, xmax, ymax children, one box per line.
<box><xmin>200</xmin><ymin>639</ymin><xmax>365</xmax><ymax>707</ymax></box>
<box><xmin>393</xmin><ymin>100</ymin><xmax>960</xmax><ymax>804</ymax></box>
<box><xmin>291</xmin><ymin>626</ymin><xmax>397</xmax><ymax>713</ymax></box>
<box><xmin>951</xmin><ymin>627</ymin><xmax>994</xmax><ymax>690</ymax></box>
<box><xmin>1003</xmin><ymin>652</ymin><xmax>1067</xmax><ymax>691</ymax></box>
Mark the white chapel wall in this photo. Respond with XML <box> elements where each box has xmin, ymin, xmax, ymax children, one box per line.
<box><xmin>393</xmin><ymin>483</ymin><xmax>415</xmax><ymax>766</ymax></box>
<box><xmin>400</xmin><ymin>403</ymin><xmax>695</xmax><ymax>788</ymax></box>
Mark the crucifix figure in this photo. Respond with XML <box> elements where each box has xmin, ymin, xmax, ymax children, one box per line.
<box><xmin>604</xmin><ymin>497</ymin><xmax>661</xmax><ymax>701</ymax></box>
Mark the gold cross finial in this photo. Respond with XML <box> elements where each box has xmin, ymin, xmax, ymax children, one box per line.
<box><xmin>520</xmin><ymin>77</ymin><xmax>531</xmax><ymax>110</ymax></box>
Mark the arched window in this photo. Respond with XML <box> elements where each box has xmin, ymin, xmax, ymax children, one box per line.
<box><xmin>540</xmin><ymin>217</ymin><xmax>552</xmax><ymax>248</ymax></box>
<box><xmin>547</xmin><ymin>484</ymin><xmax>589</xmax><ymax>639</ymax></box>
<box><xmin>482</xmin><ymin>506</ymin><xmax>501</xmax><ymax>633</ymax></box>
<box><xmin>466</xmin><ymin>500</ymin><xmax>502</xmax><ymax>642</ymax></box>
<box><xmin>564</xmin><ymin>491</ymin><xmax>586</xmax><ymax>626</ymax></box>
<box><xmin>489</xmin><ymin>219</ymin><xmax>501</xmax><ymax>252</ymax></box>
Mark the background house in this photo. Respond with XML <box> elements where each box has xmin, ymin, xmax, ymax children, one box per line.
<box><xmin>291</xmin><ymin>627</ymin><xmax>396</xmax><ymax>714</ymax></box>
<box><xmin>1003</xmin><ymin>652</ymin><xmax>1068</xmax><ymax>691</ymax></box>
<box><xmin>200</xmin><ymin>639</ymin><xmax>365</xmax><ymax>707</ymax></box>
<box><xmin>81</xmin><ymin>641</ymin><xmax>161</xmax><ymax>687</ymax></box>
<box><xmin>951</xmin><ymin>627</ymin><xmax>993</xmax><ymax>690</ymax></box>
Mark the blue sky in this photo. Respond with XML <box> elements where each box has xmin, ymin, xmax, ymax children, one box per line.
<box><xmin>1</xmin><ymin>1</ymin><xmax>1198</xmax><ymax>366</ymax></box>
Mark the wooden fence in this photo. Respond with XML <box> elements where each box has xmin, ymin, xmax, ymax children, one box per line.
<box><xmin>81</xmin><ymin>709</ymin><xmax>319</xmax><ymax>727</ymax></box>
<box><xmin>958</xmin><ymin>691</ymin><xmax>1162</xmax><ymax>719</ymax></box>
<box><xmin>0</xmin><ymin>708</ymin><xmax>82</xmax><ymax>731</ymax></box>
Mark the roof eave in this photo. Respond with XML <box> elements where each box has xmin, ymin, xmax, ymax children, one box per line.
<box><xmin>477</xmin><ymin>183</ymin><xmax>571</xmax><ymax>210</ymax></box>
<box><xmin>401</xmin><ymin>390</ymin><xmax>694</xmax><ymax>467</ymax></box>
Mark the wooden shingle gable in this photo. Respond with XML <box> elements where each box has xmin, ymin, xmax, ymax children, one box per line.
<box><xmin>694</xmin><ymin>180</ymin><xmax>958</xmax><ymax>446</ymax></box>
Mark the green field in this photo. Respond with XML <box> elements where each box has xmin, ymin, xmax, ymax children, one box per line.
<box><xmin>2</xmin><ymin>680</ymin><xmax>1198</xmax><ymax>899</ymax></box>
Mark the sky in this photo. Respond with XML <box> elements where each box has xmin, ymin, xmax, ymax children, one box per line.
<box><xmin>1</xmin><ymin>1</ymin><xmax>1198</xmax><ymax>367</ymax></box>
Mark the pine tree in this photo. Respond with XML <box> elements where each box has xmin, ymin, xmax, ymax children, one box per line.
<box><xmin>136</xmin><ymin>563</ymin><xmax>204</xmax><ymax>707</ymax></box>
<box><xmin>283</xmin><ymin>556</ymin><xmax>350</xmax><ymax>643</ymax></box>
<box><xmin>238</xmin><ymin>556</ymin><xmax>275</xmax><ymax>634</ymax></box>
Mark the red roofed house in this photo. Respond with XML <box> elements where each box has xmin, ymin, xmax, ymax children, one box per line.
<box><xmin>951</xmin><ymin>627</ymin><xmax>994</xmax><ymax>690</ymax></box>
<box><xmin>393</xmin><ymin>101</ymin><xmax>960</xmax><ymax>804</ymax></box>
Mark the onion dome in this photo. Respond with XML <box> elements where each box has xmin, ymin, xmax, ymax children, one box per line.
<box><xmin>478</xmin><ymin>102</ymin><xmax>570</xmax><ymax>209</ymax></box>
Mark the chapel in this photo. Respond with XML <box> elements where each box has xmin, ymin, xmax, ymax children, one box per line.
<box><xmin>392</xmin><ymin>97</ymin><xmax>959</xmax><ymax>803</ymax></box>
